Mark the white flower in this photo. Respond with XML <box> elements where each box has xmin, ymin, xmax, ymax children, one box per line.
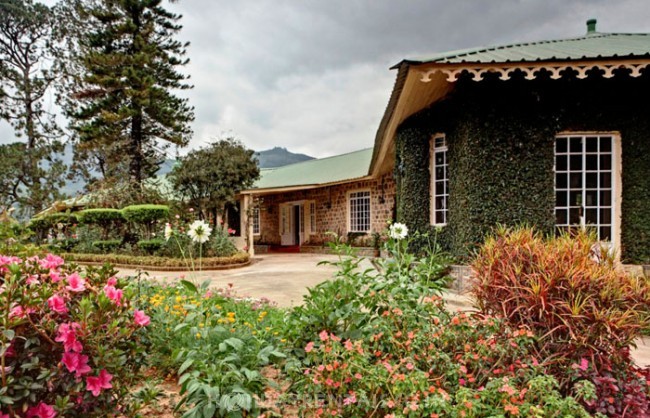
<box><xmin>187</xmin><ymin>220</ymin><xmax>212</xmax><ymax>244</ymax></box>
<box><xmin>388</xmin><ymin>222</ymin><xmax>408</xmax><ymax>240</ymax></box>
<box><xmin>164</xmin><ymin>223</ymin><xmax>173</xmax><ymax>241</ymax></box>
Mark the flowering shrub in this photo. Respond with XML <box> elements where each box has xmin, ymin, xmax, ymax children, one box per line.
<box><xmin>472</xmin><ymin>227</ymin><xmax>650</xmax><ymax>416</ymax></box>
<box><xmin>0</xmin><ymin>254</ymin><xmax>149</xmax><ymax>417</ymax></box>
<box><xmin>139</xmin><ymin>280</ymin><xmax>286</xmax><ymax>417</ymax></box>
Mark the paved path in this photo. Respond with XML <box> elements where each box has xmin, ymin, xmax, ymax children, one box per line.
<box><xmin>115</xmin><ymin>253</ymin><xmax>650</xmax><ymax>367</ymax></box>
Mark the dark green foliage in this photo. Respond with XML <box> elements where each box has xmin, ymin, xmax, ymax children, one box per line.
<box><xmin>137</xmin><ymin>238</ymin><xmax>164</xmax><ymax>255</ymax></box>
<box><xmin>169</xmin><ymin>138</ymin><xmax>260</xmax><ymax>222</ymax></box>
<box><xmin>0</xmin><ymin>0</ymin><xmax>67</xmax><ymax>216</ymax></box>
<box><xmin>77</xmin><ymin>208</ymin><xmax>125</xmax><ymax>225</ymax></box>
<box><xmin>61</xmin><ymin>0</ymin><xmax>194</xmax><ymax>185</ymax></box>
<box><xmin>92</xmin><ymin>239</ymin><xmax>121</xmax><ymax>253</ymax></box>
<box><xmin>29</xmin><ymin>212</ymin><xmax>78</xmax><ymax>233</ymax></box>
<box><xmin>395</xmin><ymin>72</ymin><xmax>650</xmax><ymax>262</ymax></box>
<box><xmin>122</xmin><ymin>204</ymin><xmax>169</xmax><ymax>224</ymax></box>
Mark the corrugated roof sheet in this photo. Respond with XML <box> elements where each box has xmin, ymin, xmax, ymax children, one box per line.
<box><xmin>250</xmin><ymin>148</ymin><xmax>373</xmax><ymax>190</ymax></box>
<box><xmin>402</xmin><ymin>33</ymin><xmax>650</xmax><ymax>65</ymax></box>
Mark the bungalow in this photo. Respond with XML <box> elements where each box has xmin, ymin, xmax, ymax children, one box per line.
<box><xmin>370</xmin><ymin>19</ymin><xmax>650</xmax><ymax>263</ymax></box>
<box><xmin>239</xmin><ymin>149</ymin><xmax>395</xmax><ymax>254</ymax></box>
<box><xmin>242</xmin><ymin>19</ymin><xmax>650</xmax><ymax>264</ymax></box>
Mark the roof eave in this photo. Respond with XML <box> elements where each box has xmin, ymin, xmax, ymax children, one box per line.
<box><xmin>240</xmin><ymin>175</ymin><xmax>374</xmax><ymax>195</ymax></box>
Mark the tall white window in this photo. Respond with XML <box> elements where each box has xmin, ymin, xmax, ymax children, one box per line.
<box><xmin>555</xmin><ymin>134</ymin><xmax>616</xmax><ymax>241</ymax></box>
<box><xmin>349</xmin><ymin>190</ymin><xmax>371</xmax><ymax>232</ymax></box>
<box><xmin>252</xmin><ymin>207</ymin><xmax>260</xmax><ymax>235</ymax></box>
<box><xmin>431</xmin><ymin>135</ymin><xmax>448</xmax><ymax>225</ymax></box>
<box><xmin>310</xmin><ymin>201</ymin><xmax>316</xmax><ymax>233</ymax></box>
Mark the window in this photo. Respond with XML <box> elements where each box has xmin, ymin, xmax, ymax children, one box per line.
<box><xmin>310</xmin><ymin>201</ymin><xmax>316</xmax><ymax>233</ymax></box>
<box><xmin>431</xmin><ymin>135</ymin><xmax>448</xmax><ymax>225</ymax></box>
<box><xmin>349</xmin><ymin>190</ymin><xmax>371</xmax><ymax>232</ymax></box>
<box><xmin>252</xmin><ymin>207</ymin><xmax>260</xmax><ymax>235</ymax></box>
<box><xmin>555</xmin><ymin>134</ymin><xmax>615</xmax><ymax>241</ymax></box>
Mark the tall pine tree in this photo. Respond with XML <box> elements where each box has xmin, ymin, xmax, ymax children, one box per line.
<box><xmin>62</xmin><ymin>0</ymin><xmax>194</xmax><ymax>189</ymax></box>
<box><xmin>0</xmin><ymin>0</ymin><xmax>67</xmax><ymax>216</ymax></box>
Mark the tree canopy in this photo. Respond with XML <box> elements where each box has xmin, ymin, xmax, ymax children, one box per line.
<box><xmin>169</xmin><ymin>138</ymin><xmax>260</xmax><ymax>223</ymax></box>
<box><xmin>61</xmin><ymin>0</ymin><xmax>194</xmax><ymax>187</ymax></box>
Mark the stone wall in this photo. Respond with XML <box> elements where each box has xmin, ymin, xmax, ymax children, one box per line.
<box><xmin>253</xmin><ymin>173</ymin><xmax>395</xmax><ymax>246</ymax></box>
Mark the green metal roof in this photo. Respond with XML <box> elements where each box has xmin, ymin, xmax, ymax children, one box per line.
<box><xmin>249</xmin><ymin>148</ymin><xmax>373</xmax><ymax>191</ymax></box>
<box><xmin>399</xmin><ymin>32</ymin><xmax>650</xmax><ymax>66</ymax></box>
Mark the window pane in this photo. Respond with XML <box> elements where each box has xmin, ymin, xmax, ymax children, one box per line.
<box><xmin>435</xmin><ymin>152</ymin><xmax>444</xmax><ymax>166</ymax></box>
<box><xmin>555</xmin><ymin>173</ymin><xmax>568</xmax><ymax>189</ymax></box>
<box><xmin>585</xmin><ymin>137</ymin><xmax>598</xmax><ymax>153</ymax></box>
<box><xmin>570</xmin><ymin>173</ymin><xmax>582</xmax><ymax>188</ymax></box>
<box><xmin>569</xmin><ymin>155</ymin><xmax>582</xmax><ymax>171</ymax></box>
<box><xmin>585</xmin><ymin>155</ymin><xmax>598</xmax><ymax>171</ymax></box>
<box><xmin>556</xmin><ymin>155</ymin><xmax>567</xmax><ymax>171</ymax></box>
<box><xmin>585</xmin><ymin>208</ymin><xmax>597</xmax><ymax>224</ymax></box>
<box><xmin>600</xmin><ymin>208</ymin><xmax>611</xmax><ymax>224</ymax></box>
<box><xmin>555</xmin><ymin>209</ymin><xmax>567</xmax><ymax>225</ymax></box>
<box><xmin>600</xmin><ymin>226</ymin><xmax>611</xmax><ymax>240</ymax></box>
<box><xmin>569</xmin><ymin>191</ymin><xmax>582</xmax><ymax>207</ymax></box>
<box><xmin>555</xmin><ymin>191</ymin><xmax>567</xmax><ymax>207</ymax></box>
<box><xmin>569</xmin><ymin>208</ymin><xmax>581</xmax><ymax>224</ymax></box>
<box><xmin>585</xmin><ymin>190</ymin><xmax>597</xmax><ymax>207</ymax></box>
<box><xmin>600</xmin><ymin>190</ymin><xmax>611</xmax><ymax>206</ymax></box>
<box><xmin>435</xmin><ymin>166</ymin><xmax>445</xmax><ymax>180</ymax></box>
<box><xmin>556</xmin><ymin>137</ymin><xmax>567</xmax><ymax>153</ymax></box>
<box><xmin>570</xmin><ymin>137</ymin><xmax>582</xmax><ymax>152</ymax></box>
<box><xmin>585</xmin><ymin>173</ymin><xmax>597</xmax><ymax>188</ymax></box>
<box><xmin>600</xmin><ymin>173</ymin><xmax>611</xmax><ymax>188</ymax></box>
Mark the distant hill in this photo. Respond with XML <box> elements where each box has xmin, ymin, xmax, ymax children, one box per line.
<box><xmin>255</xmin><ymin>147</ymin><xmax>314</xmax><ymax>168</ymax></box>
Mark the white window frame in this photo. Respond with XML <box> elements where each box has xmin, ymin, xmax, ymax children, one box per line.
<box><xmin>347</xmin><ymin>190</ymin><xmax>371</xmax><ymax>233</ymax></box>
<box><xmin>252</xmin><ymin>207</ymin><xmax>260</xmax><ymax>236</ymax></box>
<box><xmin>430</xmin><ymin>134</ymin><xmax>448</xmax><ymax>226</ymax></box>
<box><xmin>309</xmin><ymin>201</ymin><xmax>316</xmax><ymax>234</ymax></box>
<box><xmin>554</xmin><ymin>132</ymin><xmax>622</xmax><ymax>250</ymax></box>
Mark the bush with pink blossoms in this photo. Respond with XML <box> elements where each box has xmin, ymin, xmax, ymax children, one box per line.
<box><xmin>0</xmin><ymin>254</ymin><xmax>150</xmax><ymax>417</ymax></box>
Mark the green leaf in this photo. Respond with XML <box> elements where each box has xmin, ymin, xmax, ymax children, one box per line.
<box><xmin>180</xmin><ymin>280</ymin><xmax>198</xmax><ymax>294</ymax></box>
<box><xmin>174</xmin><ymin>323</ymin><xmax>190</xmax><ymax>332</ymax></box>
<box><xmin>178</xmin><ymin>358</ymin><xmax>195</xmax><ymax>375</ymax></box>
<box><xmin>2</xmin><ymin>330</ymin><xmax>15</xmax><ymax>340</ymax></box>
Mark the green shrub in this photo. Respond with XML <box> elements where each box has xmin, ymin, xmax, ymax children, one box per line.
<box><xmin>92</xmin><ymin>239</ymin><xmax>122</xmax><ymax>253</ymax></box>
<box><xmin>0</xmin><ymin>254</ymin><xmax>149</xmax><ymax>416</ymax></box>
<box><xmin>472</xmin><ymin>226</ymin><xmax>650</xmax><ymax>415</ymax></box>
<box><xmin>77</xmin><ymin>208</ymin><xmax>125</xmax><ymax>225</ymax></box>
<box><xmin>77</xmin><ymin>209</ymin><xmax>125</xmax><ymax>240</ymax></box>
<box><xmin>62</xmin><ymin>252</ymin><xmax>249</xmax><ymax>268</ymax></box>
<box><xmin>121</xmin><ymin>204</ymin><xmax>169</xmax><ymax>224</ymax></box>
<box><xmin>28</xmin><ymin>212</ymin><xmax>78</xmax><ymax>237</ymax></box>
<box><xmin>206</xmin><ymin>227</ymin><xmax>238</xmax><ymax>257</ymax></box>
<box><xmin>136</xmin><ymin>239</ymin><xmax>164</xmax><ymax>255</ymax></box>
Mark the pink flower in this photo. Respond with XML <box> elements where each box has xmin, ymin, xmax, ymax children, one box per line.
<box><xmin>103</xmin><ymin>285</ymin><xmax>123</xmax><ymax>305</ymax></box>
<box><xmin>405</xmin><ymin>363</ymin><xmax>414</xmax><ymax>370</ymax></box>
<box><xmin>305</xmin><ymin>342</ymin><xmax>314</xmax><ymax>353</ymax></box>
<box><xmin>47</xmin><ymin>295</ymin><xmax>68</xmax><ymax>314</ymax></box>
<box><xmin>579</xmin><ymin>358</ymin><xmax>589</xmax><ymax>371</ymax></box>
<box><xmin>106</xmin><ymin>277</ymin><xmax>117</xmax><ymax>287</ymax></box>
<box><xmin>55</xmin><ymin>322</ymin><xmax>83</xmax><ymax>353</ymax></box>
<box><xmin>62</xmin><ymin>352</ymin><xmax>91</xmax><ymax>378</ymax></box>
<box><xmin>343</xmin><ymin>393</ymin><xmax>357</xmax><ymax>405</ymax></box>
<box><xmin>0</xmin><ymin>412</ymin><xmax>9</xmax><ymax>418</ymax></box>
<box><xmin>319</xmin><ymin>330</ymin><xmax>329</xmax><ymax>341</ymax></box>
<box><xmin>25</xmin><ymin>402</ymin><xmax>56</xmax><ymax>418</ymax></box>
<box><xmin>26</xmin><ymin>275</ymin><xmax>40</xmax><ymax>285</ymax></box>
<box><xmin>65</xmin><ymin>273</ymin><xmax>86</xmax><ymax>292</ymax></box>
<box><xmin>86</xmin><ymin>369</ymin><xmax>113</xmax><ymax>396</ymax></box>
<box><xmin>39</xmin><ymin>254</ymin><xmax>64</xmax><ymax>270</ymax></box>
<box><xmin>134</xmin><ymin>310</ymin><xmax>150</xmax><ymax>327</ymax></box>
<box><xmin>9</xmin><ymin>305</ymin><xmax>25</xmax><ymax>319</ymax></box>
<box><xmin>49</xmin><ymin>270</ymin><xmax>62</xmax><ymax>283</ymax></box>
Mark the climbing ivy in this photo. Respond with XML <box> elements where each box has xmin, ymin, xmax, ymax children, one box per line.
<box><xmin>395</xmin><ymin>71</ymin><xmax>650</xmax><ymax>263</ymax></box>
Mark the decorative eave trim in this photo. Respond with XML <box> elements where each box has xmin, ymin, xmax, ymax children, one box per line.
<box><xmin>418</xmin><ymin>58</ymin><xmax>650</xmax><ymax>83</ymax></box>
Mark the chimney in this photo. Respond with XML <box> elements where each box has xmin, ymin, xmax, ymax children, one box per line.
<box><xmin>586</xmin><ymin>18</ymin><xmax>597</xmax><ymax>34</ymax></box>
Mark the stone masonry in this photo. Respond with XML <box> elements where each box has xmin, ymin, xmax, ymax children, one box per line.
<box><xmin>253</xmin><ymin>173</ymin><xmax>395</xmax><ymax>246</ymax></box>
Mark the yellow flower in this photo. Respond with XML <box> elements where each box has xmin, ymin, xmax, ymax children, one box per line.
<box><xmin>196</xmin><ymin>333</ymin><xmax>201</xmax><ymax>339</ymax></box>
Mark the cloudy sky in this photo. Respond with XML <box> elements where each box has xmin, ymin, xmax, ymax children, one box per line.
<box><xmin>2</xmin><ymin>0</ymin><xmax>649</xmax><ymax>158</ymax></box>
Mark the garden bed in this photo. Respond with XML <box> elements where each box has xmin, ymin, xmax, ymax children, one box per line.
<box><xmin>62</xmin><ymin>251</ymin><xmax>250</xmax><ymax>271</ymax></box>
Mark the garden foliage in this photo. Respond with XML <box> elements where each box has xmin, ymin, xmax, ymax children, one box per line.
<box><xmin>473</xmin><ymin>226</ymin><xmax>650</xmax><ymax>416</ymax></box>
<box><xmin>0</xmin><ymin>254</ymin><xmax>150</xmax><ymax>417</ymax></box>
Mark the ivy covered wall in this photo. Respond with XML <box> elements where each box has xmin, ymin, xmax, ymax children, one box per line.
<box><xmin>394</xmin><ymin>71</ymin><xmax>650</xmax><ymax>263</ymax></box>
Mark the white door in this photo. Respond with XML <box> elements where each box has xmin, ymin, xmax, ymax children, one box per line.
<box><xmin>280</xmin><ymin>204</ymin><xmax>292</xmax><ymax>245</ymax></box>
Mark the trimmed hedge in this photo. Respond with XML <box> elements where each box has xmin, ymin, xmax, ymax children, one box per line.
<box><xmin>29</xmin><ymin>213</ymin><xmax>78</xmax><ymax>232</ymax></box>
<box><xmin>137</xmin><ymin>239</ymin><xmax>164</xmax><ymax>254</ymax></box>
<box><xmin>121</xmin><ymin>204</ymin><xmax>169</xmax><ymax>224</ymax></box>
<box><xmin>62</xmin><ymin>251</ymin><xmax>249</xmax><ymax>269</ymax></box>
<box><xmin>92</xmin><ymin>239</ymin><xmax>122</xmax><ymax>253</ymax></box>
<box><xmin>77</xmin><ymin>208</ymin><xmax>125</xmax><ymax>225</ymax></box>
<box><xmin>395</xmin><ymin>71</ymin><xmax>650</xmax><ymax>263</ymax></box>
